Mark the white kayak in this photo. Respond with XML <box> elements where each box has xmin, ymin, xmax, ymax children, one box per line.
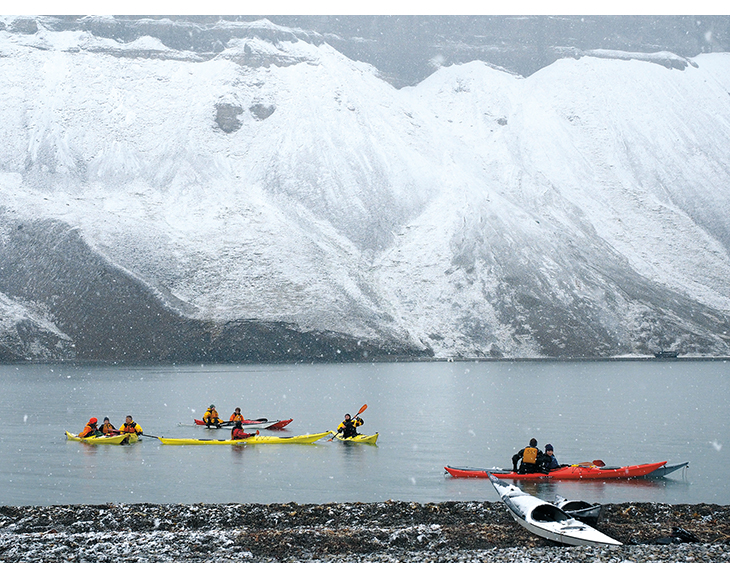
<box><xmin>488</xmin><ymin>473</ymin><xmax>621</xmax><ymax>547</ymax></box>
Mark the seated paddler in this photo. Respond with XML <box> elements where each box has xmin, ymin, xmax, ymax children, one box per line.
<box><xmin>203</xmin><ymin>404</ymin><xmax>221</xmax><ymax>428</ymax></box>
<box><xmin>78</xmin><ymin>417</ymin><xmax>102</xmax><ymax>438</ymax></box>
<box><xmin>337</xmin><ymin>413</ymin><xmax>363</xmax><ymax>438</ymax></box>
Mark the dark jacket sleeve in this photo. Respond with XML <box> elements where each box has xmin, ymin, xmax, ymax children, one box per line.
<box><xmin>512</xmin><ymin>449</ymin><xmax>523</xmax><ymax>470</ymax></box>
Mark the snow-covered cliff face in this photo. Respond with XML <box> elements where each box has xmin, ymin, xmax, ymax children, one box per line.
<box><xmin>1</xmin><ymin>18</ymin><xmax>729</xmax><ymax>361</ymax></box>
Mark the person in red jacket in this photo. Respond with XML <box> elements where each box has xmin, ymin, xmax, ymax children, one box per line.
<box><xmin>78</xmin><ymin>417</ymin><xmax>101</xmax><ymax>438</ymax></box>
<box><xmin>231</xmin><ymin>421</ymin><xmax>254</xmax><ymax>440</ymax></box>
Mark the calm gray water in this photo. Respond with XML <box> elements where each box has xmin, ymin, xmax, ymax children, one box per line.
<box><xmin>0</xmin><ymin>360</ymin><xmax>727</xmax><ymax>507</ymax></box>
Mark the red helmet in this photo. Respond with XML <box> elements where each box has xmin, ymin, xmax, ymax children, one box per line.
<box><xmin>89</xmin><ymin>417</ymin><xmax>98</xmax><ymax>424</ymax></box>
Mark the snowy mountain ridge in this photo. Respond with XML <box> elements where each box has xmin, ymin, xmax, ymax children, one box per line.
<box><xmin>1</xmin><ymin>21</ymin><xmax>730</xmax><ymax>361</ymax></box>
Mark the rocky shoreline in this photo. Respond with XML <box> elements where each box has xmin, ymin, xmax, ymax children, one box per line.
<box><xmin>1</xmin><ymin>501</ymin><xmax>729</xmax><ymax>563</ymax></box>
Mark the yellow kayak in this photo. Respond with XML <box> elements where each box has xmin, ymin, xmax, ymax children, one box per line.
<box><xmin>65</xmin><ymin>431</ymin><xmax>139</xmax><ymax>445</ymax></box>
<box><xmin>158</xmin><ymin>431</ymin><xmax>330</xmax><ymax>445</ymax></box>
<box><xmin>330</xmin><ymin>431</ymin><xmax>379</xmax><ymax>444</ymax></box>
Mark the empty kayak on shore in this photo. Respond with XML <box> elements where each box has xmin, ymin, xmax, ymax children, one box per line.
<box><xmin>192</xmin><ymin>418</ymin><xmax>293</xmax><ymax>430</ymax></box>
<box><xmin>66</xmin><ymin>431</ymin><xmax>139</xmax><ymax>445</ymax></box>
<box><xmin>488</xmin><ymin>473</ymin><xmax>622</xmax><ymax>547</ymax></box>
<box><xmin>329</xmin><ymin>431</ymin><xmax>379</xmax><ymax>444</ymax></box>
<box><xmin>158</xmin><ymin>431</ymin><xmax>330</xmax><ymax>445</ymax></box>
<box><xmin>445</xmin><ymin>460</ymin><xmax>681</xmax><ymax>480</ymax></box>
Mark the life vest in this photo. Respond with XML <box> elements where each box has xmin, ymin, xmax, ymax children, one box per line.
<box><xmin>203</xmin><ymin>409</ymin><xmax>219</xmax><ymax>420</ymax></box>
<box><xmin>523</xmin><ymin>446</ymin><xmax>539</xmax><ymax>464</ymax></box>
<box><xmin>100</xmin><ymin>423</ymin><xmax>116</xmax><ymax>435</ymax></box>
<box><xmin>120</xmin><ymin>421</ymin><xmax>141</xmax><ymax>434</ymax></box>
<box><xmin>230</xmin><ymin>413</ymin><xmax>243</xmax><ymax>422</ymax></box>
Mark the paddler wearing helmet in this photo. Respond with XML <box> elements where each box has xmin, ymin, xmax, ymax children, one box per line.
<box><xmin>78</xmin><ymin>417</ymin><xmax>102</xmax><ymax>438</ymax></box>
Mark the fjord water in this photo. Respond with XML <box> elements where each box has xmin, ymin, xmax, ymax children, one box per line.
<box><xmin>0</xmin><ymin>360</ymin><xmax>727</xmax><ymax>507</ymax></box>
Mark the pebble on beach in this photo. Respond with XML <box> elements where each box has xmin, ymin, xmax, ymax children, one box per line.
<box><xmin>1</xmin><ymin>501</ymin><xmax>729</xmax><ymax>562</ymax></box>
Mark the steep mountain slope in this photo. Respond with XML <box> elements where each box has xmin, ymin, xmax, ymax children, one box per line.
<box><xmin>1</xmin><ymin>21</ymin><xmax>729</xmax><ymax>360</ymax></box>
<box><xmin>373</xmin><ymin>55</ymin><xmax>730</xmax><ymax>356</ymax></box>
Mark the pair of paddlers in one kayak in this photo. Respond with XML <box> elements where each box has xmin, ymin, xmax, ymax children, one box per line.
<box><xmin>203</xmin><ymin>404</ymin><xmax>250</xmax><ymax>428</ymax></box>
<box><xmin>512</xmin><ymin>438</ymin><xmax>566</xmax><ymax>474</ymax></box>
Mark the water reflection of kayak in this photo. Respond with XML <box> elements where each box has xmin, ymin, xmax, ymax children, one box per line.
<box><xmin>445</xmin><ymin>460</ymin><xmax>689</xmax><ymax>480</ymax></box>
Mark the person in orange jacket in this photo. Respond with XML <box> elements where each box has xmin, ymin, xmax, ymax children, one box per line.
<box><xmin>229</xmin><ymin>407</ymin><xmax>244</xmax><ymax>422</ymax></box>
<box><xmin>118</xmin><ymin>415</ymin><xmax>143</xmax><ymax>435</ymax></box>
<box><xmin>78</xmin><ymin>417</ymin><xmax>102</xmax><ymax>438</ymax></box>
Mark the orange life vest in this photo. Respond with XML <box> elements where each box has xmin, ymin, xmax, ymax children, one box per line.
<box><xmin>120</xmin><ymin>421</ymin><xmax>142</xmax><ymax>434</ymax></box>
<box><xmin>100</xmin><ymin>423</ymin><xmax>117</xmax><ymax>435</ymax></box>
<box><xmin>523</xmin><ymin>446</ymin><xmax>538</xmax><ymax>464</ymax></box>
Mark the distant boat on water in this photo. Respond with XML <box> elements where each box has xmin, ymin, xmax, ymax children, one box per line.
<box><xmin>654</xmin><ymin>350</ymin><xmax>679</xmax><ymax>358</ymax></box>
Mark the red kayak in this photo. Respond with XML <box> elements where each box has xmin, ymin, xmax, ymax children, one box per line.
<box><xmin>445</xmin><ymin>461</ymin><xmax>668</xmax><ymax>480</ymax></box>
<box><xmin>193</xmin><ymin>418</ymin><xmax>293</xmax><ymax>430</ymax></box>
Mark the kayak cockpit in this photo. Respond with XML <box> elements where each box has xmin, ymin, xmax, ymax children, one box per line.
<box><xmin>531</xmin><ymin>504</ymin><xmax>571</xmax><ymax>523</ymax></box>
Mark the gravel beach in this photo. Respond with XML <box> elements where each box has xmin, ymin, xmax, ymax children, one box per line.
<box><xmin>1</xmin><ymin>501</ymin><xmax>729</xmax><ymax>563</ymax></box>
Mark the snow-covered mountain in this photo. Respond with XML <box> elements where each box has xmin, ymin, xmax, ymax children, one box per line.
<box><xmin>2</xmin><ymin>17</ymin><xmax>730</xmax><ymax>361</ymax></box>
